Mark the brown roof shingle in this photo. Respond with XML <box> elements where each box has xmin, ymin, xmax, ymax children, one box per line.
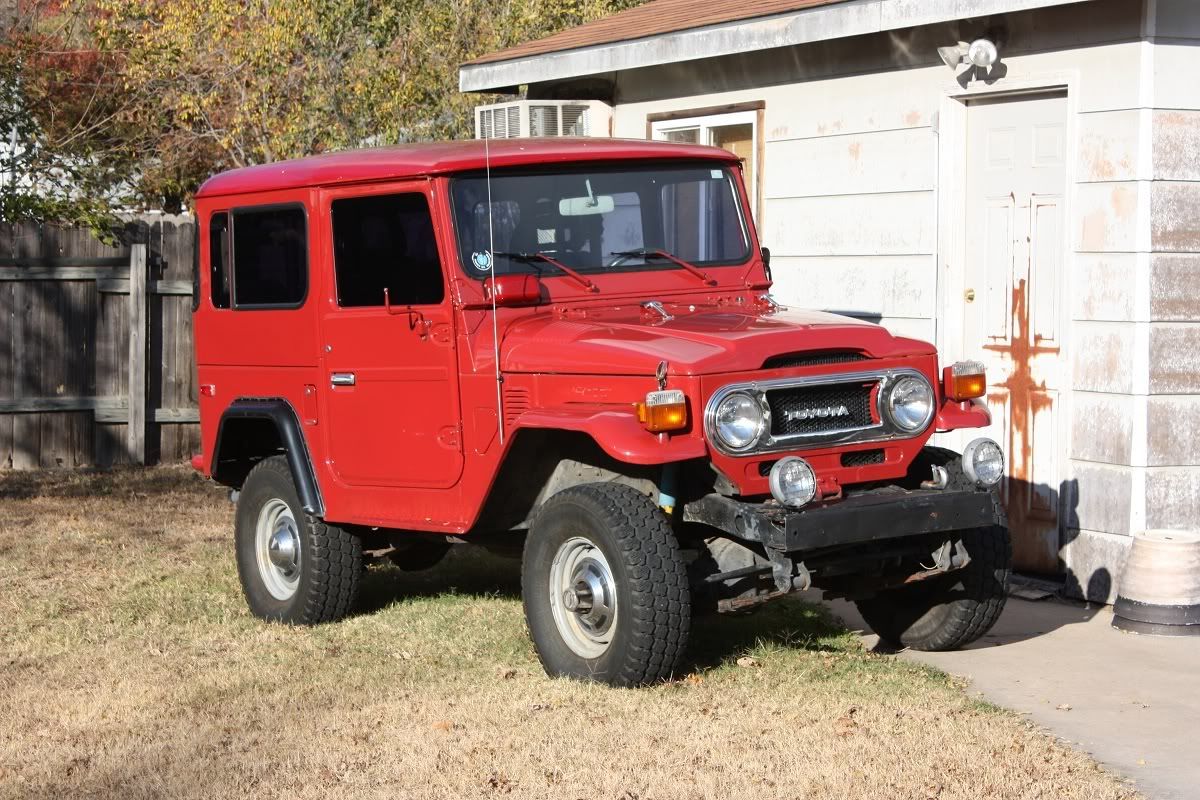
<box><xmin>465</xmin><ymin>0</ymin><xmax>849</xmax><ymax>66</ymax></box>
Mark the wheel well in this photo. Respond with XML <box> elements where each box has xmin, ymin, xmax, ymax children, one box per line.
<box><xmin>211</xmin><ymin>417</ymin><xmax>283</xmax><ymax>489</ymax></box>
<box><xmin>211</xmin><ymin>400</ymin><xmax>325</xmax><ymax>516</ymax></box>
<box><xmin>474</xmin><ymin>429</ymin><xmax>714</xmax><ymax>533</ymax></box>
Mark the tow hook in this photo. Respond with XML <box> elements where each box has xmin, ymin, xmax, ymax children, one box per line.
<box><xmin>921</xmin><ymin>465</ymin><xmax>950</xmax><ymax>490</ymax></box>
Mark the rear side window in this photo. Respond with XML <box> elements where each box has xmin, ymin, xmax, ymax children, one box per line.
<box><xmin>331</xmin><ymin>192</ymin><xmax>444</xmax><ymax>307</ymax></box>
<box><xmin>232</xmin><ymin>205</ymin><xmax>307</xmax><ymax>308</ymax></box>
<box><xmin>209</xmin><ymin>212</ymin><xmax>230</xmax><ymax>309</ymax></box>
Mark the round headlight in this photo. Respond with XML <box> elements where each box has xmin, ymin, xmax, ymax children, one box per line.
<box><xmin>963</xmin><ymin>437</ymin><xmax>1005</xmax><ymax>486</ymax></box>
<box><xmin>769</xmin><ymin>457</ymin><xmax>817</xmax><ymax>508</ymax></box>
<box><xmin>713</xmin><ymin>391</ymin><xmax>765</xmax><ymax>451</ymax></box>
<box><xmin>886</xmin><ymin>376</ymin><xmax>934</xmax><ymax>432</ymax></box>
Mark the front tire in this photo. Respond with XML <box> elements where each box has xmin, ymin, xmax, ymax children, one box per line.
<box><xmin>522</xmin><ymin>483</ymin><xmax>690</xmax><ymax>686</ymax></box>
<box><xmin>855</xmin><ymin>525</ymin><xmax>1011</xmax><ymax>651</ymax></box>
<box><xmin>235</xmin><ymin>456</ymin><xmax>362</xmax><ymax>624</ymax></box>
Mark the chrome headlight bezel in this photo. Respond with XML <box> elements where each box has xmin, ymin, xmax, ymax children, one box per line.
<box><xmin>883</xmin><ymin>374</ymin><xmax>935</xmax><ymax>433</ymax></box>
<box><xmin>709</xmin><ymin>390</ymin><xmax>768</xmax><ymax>453</ymax></box>
<box><xmin>704</xmin><ymin>368</ymin><xmax>938</xmax><ymax>456</ymax></box>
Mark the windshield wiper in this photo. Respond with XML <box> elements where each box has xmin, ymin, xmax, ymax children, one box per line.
<box><xmin>608</xmin><ymin>249</ymin><xmax>717</xmax><ymax>286</ymax></box>
<box><xmin>492</xmin><ymin>251</ymin><xmax>598</xmax><ymax>293</ymax></box>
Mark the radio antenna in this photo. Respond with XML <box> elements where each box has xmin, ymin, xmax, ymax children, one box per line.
<box><xmin>484</xmin><ymin>130</ymin><xmax>505</xmax><ymax>444</ymax></box>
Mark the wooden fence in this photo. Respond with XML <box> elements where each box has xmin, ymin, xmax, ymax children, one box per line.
<box><xmin>0</xmin><ymin>217</ymin><xmax>200</xmax><ymax>469</ymax></box>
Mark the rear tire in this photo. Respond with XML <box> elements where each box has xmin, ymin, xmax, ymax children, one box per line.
<box><xmin>855</xmin><ymin>525</ymin><xmax>1011</xmax><ymax>651</ymax></box>
<box><xmin>235</xmin><ymin>456</ymin><xmax>361</xmax><ymax>624</ymax></box>
<box><xmin>522</xmin><ymin>483</ymin><xmax>690</xmax><ymax>686</ymax></box>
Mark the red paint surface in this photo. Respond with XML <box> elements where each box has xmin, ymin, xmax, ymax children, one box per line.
<box><xmin>195</xmin><ymin>138</ymin><xmax>739</xmax><ymax>199</ymax></box>
<box><xmin>193</xmin><ymin>140</ymin><xmax>987</xmax><ymax>533</ymax></box>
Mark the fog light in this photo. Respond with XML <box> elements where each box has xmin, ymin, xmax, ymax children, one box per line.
<box><xmin>962</xmin><ymin>438</ymin><xmax>1004</xmax><ymax>486</ymax></box>
<box><xmin>769</xmin><ymin>457</ymin><xmax>817</xmax><ymax>508</ymax></box>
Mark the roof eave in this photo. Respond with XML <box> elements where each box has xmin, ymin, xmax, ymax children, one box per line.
<box><xmin>459</xmin><ymin>0</ymin><xmax>1089</xmax><ymax>93</ymax></box>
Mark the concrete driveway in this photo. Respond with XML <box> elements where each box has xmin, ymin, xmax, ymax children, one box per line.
<box><xmin>819</xmin><ymin>593</ymin><xmax>1200</xmax><ymax>800</ymax></box>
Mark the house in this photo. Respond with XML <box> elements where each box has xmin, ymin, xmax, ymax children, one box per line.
<box><xmin>459</xmin><ymin>0</ymin><xmax>1200</xmax><ymax>602</ymax></box>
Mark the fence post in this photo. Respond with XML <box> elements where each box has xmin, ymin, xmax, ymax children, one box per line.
<box><xmin>127</xmin><ymin>244</ymin><xmax>148</xmax><ymax>464</ymax></box>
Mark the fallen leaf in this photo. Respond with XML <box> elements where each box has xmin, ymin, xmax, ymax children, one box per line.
<box><xmin>1137</xmin><ymin>759</ymin><xmax>1147</xmax><ymax>766</ymax></box>
<box><xmin>496</xmin><ymin>667</ymin><xmax>517</xmax><ymax>679</ymax></box>
<box><xmin>736</xmin><ymin>656</ymin><xmax>759</xmax><ymax>668</ymax></box>
<box><xmin>1055</xmin><ymin>704</ymin><xmax>1072</xmax><ymax>712</ymax></box>
<box><xmin>432</xmin><ymin>720</ymin><xmax>454</xmax><ymax>731</ymax></box>
<box><xmin>486</xmin><ymin>771</ymin><xmax>515</xmax><ymax>793</ymax></box>
<box><xmin>685</xmin><ymin>673</ymin><xmax>704</xmax><ymax>685</ymax></box>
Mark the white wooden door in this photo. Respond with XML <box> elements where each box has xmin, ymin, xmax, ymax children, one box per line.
<box><xmin>962</xmin><ymin>92</ymin><xmax>1068</xmax><ymax>573</ymax></box>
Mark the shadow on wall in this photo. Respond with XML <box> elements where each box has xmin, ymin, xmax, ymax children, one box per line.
<box><xmin>1058</xmin><ymin>476</ymin><xmax>1122</xmax><ymax>604</ymax></box>
<box><xmin>812</xmin><ymin>309</ymin><xmax>883</xmax><ymax>326</ymax></box>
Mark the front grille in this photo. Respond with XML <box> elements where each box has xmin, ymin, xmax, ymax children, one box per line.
<box><xmin>763</xmin><ymin>351</ymin><xmax>868</xmax><ymax>369</ymax></box>
<box><xmin>766</xmin><ymin>381</ymin><xmax>875</xmax><ymax>437</ymax></box>
<box><xmin>841</xmin><ymin>448</ymin><xmax>885</xmax><ymax>467</ymax></box>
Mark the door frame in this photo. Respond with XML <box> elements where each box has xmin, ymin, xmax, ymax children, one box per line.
<box><xmin>315</xmin><ymin>178</ymin><xmax>465</xmax><ymax>492</ymax></box>
<box><xmin>647</xmin><ymin>101</ymin><xmax>765</xmax><ymax>222</ymax></box>
<box><xmin>934</xmin><ymin>72</ymin><xmax>1079</xmax><ymax>562</ymax></box>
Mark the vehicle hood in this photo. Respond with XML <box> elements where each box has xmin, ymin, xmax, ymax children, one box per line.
<box><xmin>500</xmin><ymin>302</ymin><xmax>935</xmax><ymax>376</ymax></box>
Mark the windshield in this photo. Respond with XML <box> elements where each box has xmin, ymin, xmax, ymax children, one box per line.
<box><xmin>451</xmin><ymin>162</ymin><xmax>751</xmax><ymax>279</ymax></box>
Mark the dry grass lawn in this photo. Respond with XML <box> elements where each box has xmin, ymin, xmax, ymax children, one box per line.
<box><xmin>0</xmin><ymin>466</ymin><xmax>1140</xmax><ymax>800</ymax></box>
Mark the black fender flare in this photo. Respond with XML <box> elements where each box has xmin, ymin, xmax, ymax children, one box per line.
<box><xmin>213</xmin><ymin>399</ymin><xmax>325</xmax><ymax>517</ymax></box>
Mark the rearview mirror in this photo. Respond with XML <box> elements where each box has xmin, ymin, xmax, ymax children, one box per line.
<box><xmin>559</xmin><ymin>195</ymin><xmax>615</xmax><ymax>216</ymax></box>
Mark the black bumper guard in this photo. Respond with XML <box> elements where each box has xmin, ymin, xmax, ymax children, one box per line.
<box><xmin>682</xmin><ymin>487</ymin><xmax>1005</xmax><ymax>554</ymax></box>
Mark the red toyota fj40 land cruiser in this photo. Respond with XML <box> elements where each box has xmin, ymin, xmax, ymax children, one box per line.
<box><xmin>192</xmin><ymin>138</ymin><xmax>1009</xmax><ymax>686</ymax></box>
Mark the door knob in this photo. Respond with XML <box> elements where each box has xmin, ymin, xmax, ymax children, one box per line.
<box><xmin>964</xmin><ymin>288</ymin><xmax>976</xmax><ymax>303</ymax></box>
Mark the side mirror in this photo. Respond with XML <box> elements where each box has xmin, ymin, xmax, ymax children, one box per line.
<box><xmin>760</xmin><ymin>246</ymin><xmax>773</xmax><ymax>281</ymax></box>
<box><xmin>482</xmin><ymin>273</ymin><xmax>542</xmax><ymax>307</ymax></box>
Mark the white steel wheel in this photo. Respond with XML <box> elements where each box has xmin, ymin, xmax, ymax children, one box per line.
<box><xmin>254</xmin><ymin>498</ymin><xmax>302</xmax><ymax>601</ymax></box>
<box><xmin>548</xmin><ymin>536</ymin><xmax>619</xmax><ymax>659</ymax></box>
<box><xmin>522</xmin><ymin>483</ymin><xmax>691</xmax><ymax>686</ymax></box>
<box><xmin>234</xmin><ymin>456</ymin><xmax>362</xmax><ymax>624</ymax></box>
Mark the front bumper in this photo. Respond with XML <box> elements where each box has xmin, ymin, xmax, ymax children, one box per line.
<box><xmin>682</xmin><ymin>486</ymin><xmax>1005</xmax><ymax>554</ymax></box>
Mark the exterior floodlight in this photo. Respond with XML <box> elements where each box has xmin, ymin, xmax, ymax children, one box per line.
<box><xmin>967</xmin><ymin>38</ymin><xmax>998</xmax><ymax>68</ymax></box>
<box><xmin>938</xmin><ymin>38</ymin><xmax>999</xmax><ymax>71</ymax></box>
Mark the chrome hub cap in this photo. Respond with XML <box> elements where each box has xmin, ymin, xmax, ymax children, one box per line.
<box><xmin>255</xmin><ymin>499</ymin><xmax>301</xmax><ymax>600</ymax></box>
<box><xmin>549</xmin><ymin>537</ymin><xmax>618</xmax><ymax>659</ymax></box>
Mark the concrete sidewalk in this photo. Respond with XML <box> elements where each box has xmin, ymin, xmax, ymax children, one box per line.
<box><xmin>818</xmin><ymin>593</ymin><xmax>1200</xmax><ymax>800</ymax></box>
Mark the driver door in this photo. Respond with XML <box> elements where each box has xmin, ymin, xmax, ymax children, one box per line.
<box><xmin>319</xmin><ymin>182</ymin><xmax>463</xmax><ymax>489</ymax></box>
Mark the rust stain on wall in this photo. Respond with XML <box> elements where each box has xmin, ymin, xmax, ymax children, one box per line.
<box><xmin>1110</xmin><ymin>185</ymin><xmax>1134</xmax><ymax>221</ymax></box>
<box><xmin>984</xmin><ymin>278</ymin><xmax>1059</xmax><ymax>571</ymax></box>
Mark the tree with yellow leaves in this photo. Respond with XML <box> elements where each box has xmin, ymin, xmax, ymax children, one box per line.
<box><xmin>1</xmin><ymin>0</ymin><xmax>643</xmax><ymax>230</ymax></box>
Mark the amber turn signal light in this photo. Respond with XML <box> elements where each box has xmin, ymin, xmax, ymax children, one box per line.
<box><xmin>944</xmin><ymin>361</ymin><xmax>987</xmax><ymax>400</ymax></box>
<box><xmin>637</xmin><ymin>389</ymin><xmax>688</xmax><ymax>432</ymax></box>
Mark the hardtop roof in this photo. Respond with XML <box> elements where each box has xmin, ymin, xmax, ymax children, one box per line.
<box><xmin>195</xmin><ymin>137</ymin><xmax>739</xmax><ymax>198</ymax></box>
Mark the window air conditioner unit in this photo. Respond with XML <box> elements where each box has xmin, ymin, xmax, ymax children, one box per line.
<box><xmin>474</xmin><ymin>100</ymin><xmax>613</xmax><ymax>139</ymax></box>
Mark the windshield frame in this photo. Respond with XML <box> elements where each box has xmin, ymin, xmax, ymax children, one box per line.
<box><xmin>447</xmin><ymin>159</ymin><xmax>754</xmax><ymax>282</ymax></box>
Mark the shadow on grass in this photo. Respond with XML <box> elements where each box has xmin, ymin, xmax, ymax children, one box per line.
<box><xmin>354</xmin><ymin>546</ymin><xmax>854</xmax><ymax>674</ymax></box>
<box><xmin>0</xmin><ymin>464</ymin><xmax>211</xmax><ymax>500</ymax></box>
<box><xmin>355</xmin><ymin>547</ymin><xmax>524</xmax><ymax>613</ymax></box>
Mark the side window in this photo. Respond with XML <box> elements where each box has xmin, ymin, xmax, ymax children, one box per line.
<box><xmin>232</xmin><ymin>205</ymin><xmax>307</xmax><ymax>308</ymax></box>
<box><xmin>209</xmin><ymin>212</ymin><xmax>230</xmax><ymax>309</ymax></box>
<box><xmin>331</xmin><ymin>192</ymin><xmax>444</xmax><ymax>307</ymax></box>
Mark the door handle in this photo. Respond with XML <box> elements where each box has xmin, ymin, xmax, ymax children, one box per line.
<box><xmin>330</xmin><ymin>372</ymin><xmax>356</xmax><ymax>387</ymax></box>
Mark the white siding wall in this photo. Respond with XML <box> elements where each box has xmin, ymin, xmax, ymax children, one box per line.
<box><xmin>601</xmin><ymin>0</ymin><xmax>1200</xmax><ymax>598</ymax></box>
